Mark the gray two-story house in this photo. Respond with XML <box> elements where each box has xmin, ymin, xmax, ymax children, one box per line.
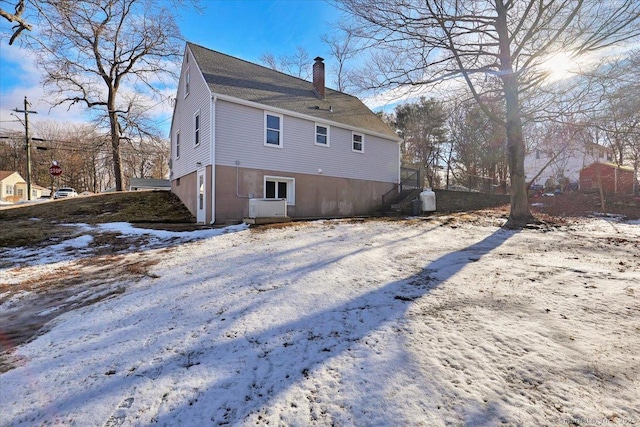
<box><xmin>170</xmin><ymin>42</ymin><xmax>401</xmax><ymax>224</ymax></box>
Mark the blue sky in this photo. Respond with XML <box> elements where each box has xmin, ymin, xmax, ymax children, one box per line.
<box><xmin>0</xmin><ymin>0</ymin><xmax>345</xmax><ymax>136</ymax></box>
<box><xmin>182</xmin><ymin>0</ymin><xmax>341</xmax><ymax>62</ymax></box>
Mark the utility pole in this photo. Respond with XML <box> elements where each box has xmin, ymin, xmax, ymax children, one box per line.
<box><xmin>13</xmin><ymin>96</ymin><xmax>38</xmax><ymax>200</ymax></box>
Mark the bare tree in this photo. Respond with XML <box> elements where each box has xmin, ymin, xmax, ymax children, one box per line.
<box><xmin>593</xmin><ymin>52</ymin><xmax>640</xmax><ymax>165</ymax></box>
<box><xmin>580</xmin><ymin>49</ymin><xmax>640</xmax><ymax>190</ymax></box>
<box><xmin>395</xmin><ymin>97</ymin><xmax>447</xmax><ymax>187</ymax></box>
<box><xmin>338</xmin><ymin>0</ymin><xmax>640</xmax><ymax>226</ymax></box>
<box><xmin>0</xmin><ymin>129</ymin><xmax>25</xmax><ymax>171</ymax></box>
<box><xmin>447</xmin><ymin>98</ymin><xmax>507</xmax><ymax>192</ymax></box>
<box><xmin>259</xmin><ymin>46</ymin><xmax>312</xmax><ymax>80</ymax></box>
<box><xmin>32</xmin><ymin>121</ymin><xmax>109</xmax><ymax>192</ymax></box>
<box><xmin>26</xmin><ymin>0</ymin><xmax>182</xmax><ymax>191</ymax></box>
<box><xmin>321</xmin><ymin>32</ymin><xmax>357</xmax><ymax>93</ymax></box>
<box><xmin>0</xmin><ymin>0</ymin><xmax>31</xmax><ymax>44</ymax></box>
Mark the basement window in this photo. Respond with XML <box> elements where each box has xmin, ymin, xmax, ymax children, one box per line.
<box><xmin>264</xmin><ymin>175</ymin><xmax>295</xmax><ymax>205</ymax></box>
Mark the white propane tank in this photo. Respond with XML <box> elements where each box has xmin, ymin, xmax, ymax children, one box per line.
<box><xmin>420</xmin><ymin>187</ymin><xmax>436</xmax><ymax>212</ymax></box>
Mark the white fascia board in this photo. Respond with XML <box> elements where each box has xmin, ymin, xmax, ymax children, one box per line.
<box><xmin>212</xmin><ymin>92</ymin><xmax>402</xmax><ymax>144</ymax></box>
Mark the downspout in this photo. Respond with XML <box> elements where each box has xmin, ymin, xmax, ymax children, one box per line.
<box><xmin>210</xmin><ymin>94</ymin><xmax>216</xmax><ymax>224</ymax></box>
<box><xmin>397</xmin><ymin>139</ymin><xmax>402</xmax><ymax>192</ymax></box>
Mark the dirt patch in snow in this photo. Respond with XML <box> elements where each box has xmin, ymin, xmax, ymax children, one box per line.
<box><xmin>0</xmin><ymin>250</ymin><xmax>168</xmax><ymax>372</ymax></box>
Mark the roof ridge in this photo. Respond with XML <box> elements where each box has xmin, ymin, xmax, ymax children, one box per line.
<box><xmin>185</xmin><ymin>41</ymin><xmax>357</xmax><ymax>99</ymax></box>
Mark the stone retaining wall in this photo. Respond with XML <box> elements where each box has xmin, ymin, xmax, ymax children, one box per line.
<box><xmin>433</xmin><ymin>189</ymin><xmax>510</xmax><ymax>212</ymax></box>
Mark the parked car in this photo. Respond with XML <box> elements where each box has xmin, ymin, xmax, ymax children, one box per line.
<box><xmin>54</xmin><ymin>187</ymin><xmax>78</xmax><ymax>199</ymax></box>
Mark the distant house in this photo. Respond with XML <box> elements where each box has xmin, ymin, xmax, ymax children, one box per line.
<box><xmin>525</xmin><ymin>141</ymin><xmax>614</xmax><ymax>190</ymax></box>
<box><xmin>1</xmin><ymin>171</ymin><xmax>51</xmax><ymax>202</ymax></box>
<box><xmin>0</xmin><ymin>171</ymin><xmax>27</xmax><ymax>202</ymax></box>
<box><xmin>33</xmin><ymin>184</ymin><xmax>51</xmax><ymax>198</ymax></box>
<box><xmin>579</xmin><ymin>162</ymin><xmax>636</xmax><ymax>194</ymax></box>
<box><xmin>169</xmin><ymin>42</ymin><xmax>401</xmax><ymax>224</ymax></box>
<box><xmin>129</xmin><ymin>178</ymin><xmax>171</xmax><ymax>191</ymax></box>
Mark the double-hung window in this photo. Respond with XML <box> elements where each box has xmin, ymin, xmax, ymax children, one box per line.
<box><xmin>176</xmin><ymin>131</ymin><xmax>180</xmax><ymax>158</ymax></box>
<box><xmin>315</xmin><ymin>124</ymin><xmax>329</xmax><ymax>146</ymax></box>
<box><xmin>194</xmin><ymin>112</ymin><xmax>200</xmax><ymax>146</ymax></box>
<box><xmin>352</xmin><ymin>132</ymin><xmax>364</xmax><ymax>153</ymax></box>
<box><xmin>265</xmin><ymin>112</ymin><xmax>282</xmax><ymax>147</ymax></box>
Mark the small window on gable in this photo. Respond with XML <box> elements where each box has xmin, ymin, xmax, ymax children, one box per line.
<box><xmin>265</xmin><ymin>112</ymin><xmax>282</xmax><ymax>147</ymax></box>
<box><xmin>176</xmin><ymin>131</ymin><xmax>180</xmax><ymax>158</ymax></box>
<box><xmin>315</xmin><ymin>124</ymin><xmax>329</xmax><ymax>146</ymax></box>
<box><xmin>185</xmin><ymin>67</ymin><xmax>190</xmax><ymax>97</ymax></box>
<box><xmin>195</xmin><ymin>112</ymin><xmax>200</xmax><ymax>146</ymax></box>
<box><xmin>352</xmin><ymin>132</ymin><xmax>364</xmax><ymax>153</ymax></box>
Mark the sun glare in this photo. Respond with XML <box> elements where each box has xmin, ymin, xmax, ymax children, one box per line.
<box><xmin>540</xmin><ymin>51</ymin><xmax>575</xmax><ymax>82</ymax></box>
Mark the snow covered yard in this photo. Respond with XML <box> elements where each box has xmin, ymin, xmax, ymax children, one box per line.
<box><xmin>1</xmin><ymin>214</ymin><xmax>639</xmax><ymax>426</ymax></box>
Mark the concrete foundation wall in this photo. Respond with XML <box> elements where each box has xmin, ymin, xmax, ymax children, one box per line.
<box><xmin>171</xmin><ymin>170</ymin><xmax>199</xmax><ymax>219</ymax></box>
<box><xmin>214</xmin><ymin>165</ymin><xmax>395</xmax><ymax>224</ymax></box>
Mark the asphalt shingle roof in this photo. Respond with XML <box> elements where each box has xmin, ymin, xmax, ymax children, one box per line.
<box><xmin>187</xmin><ymin>42</ymin><xmax>398</xmax><ymax>140</ymax></box>
<box><xmin>0</xmin><ymin>171</ymin><xmax>23</xmax><ymax>182</ymax></box>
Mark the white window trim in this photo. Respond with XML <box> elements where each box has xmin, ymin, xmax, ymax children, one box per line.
<box><xmin>264</xmin><ymin>111</ymin><xmax>283</xmax><ymax>148</ymax></box>
<box><xmin>315</xmin><ymin>123</ymin><xmax>330</xmax><ymax>147</ymax></box>
<box><xmin>184</xmin><ymin>67</ymin><xmax>190</xmax><ymax>98</ymax></box>
<box><xmin>175</xmin><ymin>130</ymin><xmax>180</xmax><ymax>159</ymax></box>
<box><xmin>194</xmin><ymin>110</ymin><xmax>201</xmax><ymax>147</ymax></box>
<box><xmin>352</xmin><ymin>131</ymin><xmax>364</xmax><ymax>153</ymax></box>
<box><xmin>264</xmin><ymin>175</ymin><xmax>295</xmax><ymax>205</ymax></box>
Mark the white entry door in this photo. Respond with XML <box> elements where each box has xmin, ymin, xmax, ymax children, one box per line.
<box><xmin>197</xmin><ymin>169</ymin><xmax>206</xmax><ymax>223</ymax></box>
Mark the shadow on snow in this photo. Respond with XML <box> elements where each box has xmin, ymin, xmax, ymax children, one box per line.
<box><xmin>5</xmin><ymin>224</ymin><xmax>519</xmax><ymax>425</ymax></box>
<box><xmin>155</xmin><ymin>226</ymin><xmax>519</xmax><ymax>425</ymax></box>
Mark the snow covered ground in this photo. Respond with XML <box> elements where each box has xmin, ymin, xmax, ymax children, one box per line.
<box><xmin>1</xmin><ymin>215</ymin><xmax>639</xmax><ymax>426</ymax></box>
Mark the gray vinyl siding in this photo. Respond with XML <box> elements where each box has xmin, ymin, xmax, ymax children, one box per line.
<box><xmin>215</xmin><ymin>100</ymin><xmax>399</xmax><ymax>183</ymax></box>
<box><xmin>170</xmin><ymin>48</ymin><xmax>212</xmax><ymax>179</ymax></box>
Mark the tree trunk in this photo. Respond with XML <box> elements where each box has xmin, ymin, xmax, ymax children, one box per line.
<box><xmin>109</xmin><ymin>107</ymin><xmax>124</xmax><ymax>191</ymax></box>
<box><xmin>496</xmin><ymin>1</ymin><xmax>533</xmax><ymax>226</ymax></box>
<box><xmin>107</xmin><ymin>92</ymin><xmax>122</xmax><ymax>191</ymax></box>
<box><xmin>504</xmin><ymin>82</ymin><xmax>533</xmax><ymax>225</ymax></box>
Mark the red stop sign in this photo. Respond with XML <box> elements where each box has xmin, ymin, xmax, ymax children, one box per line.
<box><xmin>49</xmin><ymin>165</ymin><xmax>62</xmax><ymax>176</ymax></box>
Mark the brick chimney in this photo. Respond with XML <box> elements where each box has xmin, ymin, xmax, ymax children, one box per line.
<box><xmin>313</xmin><ymin>56</ymin><xmax>325</xmax><ymax>99</ymax></box>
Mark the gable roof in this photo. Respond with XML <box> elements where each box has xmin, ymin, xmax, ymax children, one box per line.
<box><xmin>581</xmin><ymin>162</ymin><xmax>635</xmax><ymax>173</ymax></box>
<box><xmin>0</xmin><ymin>171</ymin><xmax>24</xmax><ymax>182</ymax></box>
<box><xmin>187</xmin><ymin>42</ymin><xmax>399</xmax><ymax>140</ymax></box>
